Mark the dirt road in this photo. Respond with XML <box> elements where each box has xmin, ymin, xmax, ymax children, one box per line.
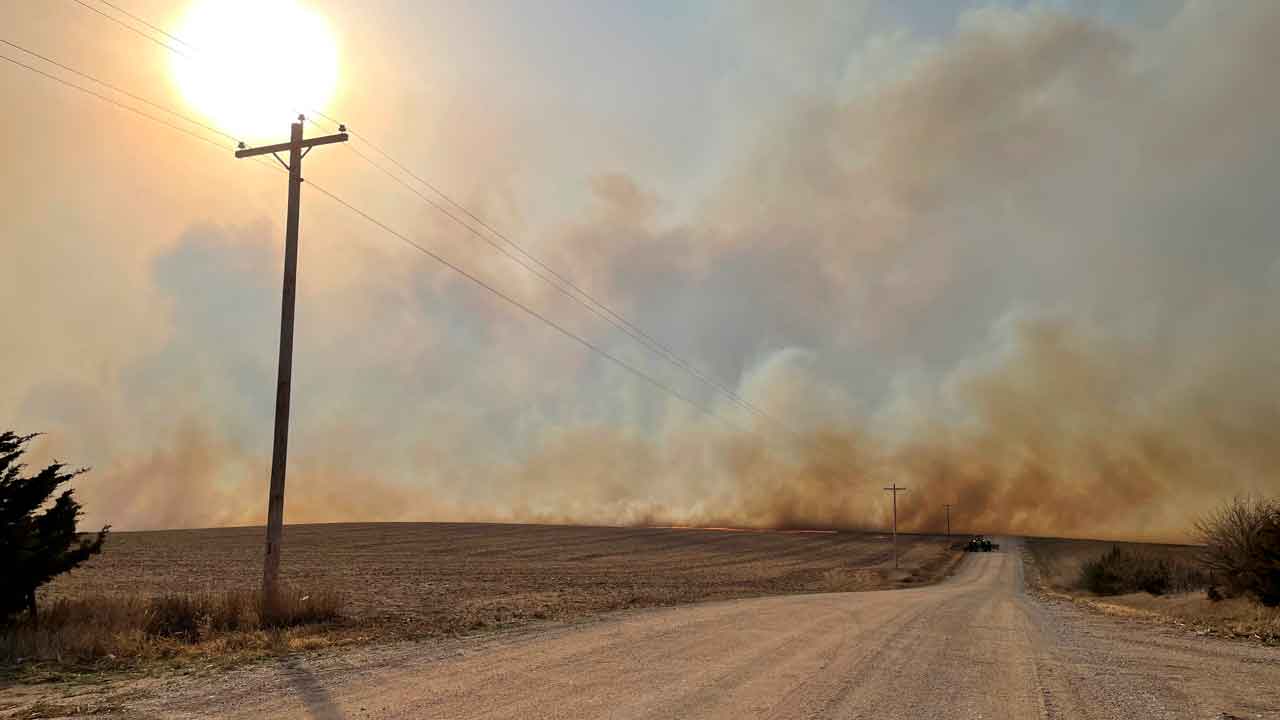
<box><xmin>113</xmin><ymin>539</ymin><xmax>1279</xmax><ymax>719</ymax></box>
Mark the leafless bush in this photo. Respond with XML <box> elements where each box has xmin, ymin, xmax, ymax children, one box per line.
<box><xmin>1077</xmin><ymin>545</ymin><xmax>1209</xmax><ymax>596</ymax></box>
<box><xmin>1196</xmin><ymin>497</ymin><xmax>1280</xmax><ymax>607</ymax></box>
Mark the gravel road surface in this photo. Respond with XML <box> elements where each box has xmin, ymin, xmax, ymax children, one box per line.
<box><xmin>123</xmin><ymin>538</ymin><xmax>1280</xmax><ymax>719</ymax></box>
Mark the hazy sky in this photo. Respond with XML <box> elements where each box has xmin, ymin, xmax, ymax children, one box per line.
<box><xmin>2</xmin><ymin>0</ymin><xmax>1277</xmax><ymax>540</ymax></box>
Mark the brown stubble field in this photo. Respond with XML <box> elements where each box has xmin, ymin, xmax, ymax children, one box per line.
<box><xmin>38</xmin><ymin>523</ymin><xmax>961</xmax><ymax>641</ymax></box>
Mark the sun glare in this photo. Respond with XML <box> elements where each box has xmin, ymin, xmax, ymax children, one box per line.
<box><xmin>172</xmin><ymin>0</ymin><xmax>338</xmax><ymax>141</ymax></box>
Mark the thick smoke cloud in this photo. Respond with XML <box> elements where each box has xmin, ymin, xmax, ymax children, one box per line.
<box><xmin>9</xmin><ymin>2</ymin><xmax>1279</xmax><ymax>541</ymax></box>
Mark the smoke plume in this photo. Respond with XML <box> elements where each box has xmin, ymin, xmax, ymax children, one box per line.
<box><xmin>6</xmin><ymin>2</ymin><xmax>1279</xmax><ymax>541</ymax></box>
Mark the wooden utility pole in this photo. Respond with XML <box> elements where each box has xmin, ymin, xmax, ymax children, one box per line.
<box><xmin>235</xmin><ymin>116</ymin><xmax>347</xmax><ymax>610</ymax></box>
<box><xmin>883</xmin><ymin>483</ymin><xmax>907</xmax><ymax>568</ymax></box>
<box><xmin>943</xmin><ymin>503</ymin><xmax>954</xmax><ymax>537</ymax></box>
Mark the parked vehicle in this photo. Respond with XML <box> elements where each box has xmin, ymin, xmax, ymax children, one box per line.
<box><xmin>965</xmin><ymin>536</ymin><xmax>999</xmax><ymax>552</ymax></box>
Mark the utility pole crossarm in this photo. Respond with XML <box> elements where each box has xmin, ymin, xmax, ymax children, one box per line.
<box><xmin>235</xmin><ymin>132</ymin><xmax>349</xmax><ymax>158</ymax></box>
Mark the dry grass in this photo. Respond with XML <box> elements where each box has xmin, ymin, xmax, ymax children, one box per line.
<box><xmin>1076</xmin><ymin>545</ymin><xmax>1209</xmax><ymax>596</ymax></box>
<box><xmin>1024</xmin><ymin>537</ymin><xmax>1280</xmax><ymax>644</ymax></box>
<box><xmin>1024</xmin><ymin>537</ymin><xmax>1202</xmax><ymax>592</ymax></box>
<box><xmin>7</xmin><ymin>523</ymin><xmax>959</xmax><ymax>675</ymax></box>
<box><xmin>1088</xmin><ymin>592</ymin><xmax>1280</xmax><ymax>643</ymax></box>
<box><xmin>0</xmin><ymin>588</ymin><xmax>344</xmax><ymax>669</ymax></box>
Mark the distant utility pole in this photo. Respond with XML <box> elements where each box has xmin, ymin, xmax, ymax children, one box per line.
<box><xmin>943</xmin><ymin>503</ymin><xmax>954</xmax><ymax>537</ymax></box>
<box><xmin>883</xmin><ymin>483</ymin><xmax>907</xmax><ymax>569</ymax></box>
<box><xmin>235</xmin><ymin>116</ymin><xmax>347</xmax><ymax>610</ymax></box>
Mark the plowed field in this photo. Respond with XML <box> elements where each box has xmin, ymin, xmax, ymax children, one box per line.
<box><xmin>45</xmin><ymin>523</ymin><xmax>961</xmax><ymax>635</ymax></box>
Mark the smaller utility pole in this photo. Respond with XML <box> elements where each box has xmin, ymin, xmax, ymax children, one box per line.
<box><xmin>943</xmin><ymin>503</ymin><xmax>954</xmax><ymax>538</ymax></box>
<box><xmin>883</xmin><ymin>483</ymin><xmax>907</xmax><ymax>569</ymax></box>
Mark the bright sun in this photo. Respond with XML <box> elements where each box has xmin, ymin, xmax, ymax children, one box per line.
<box><xmin>172</xmin><ymin>0</ymin><xmax>338</xmax><ymax>141</ymax></box>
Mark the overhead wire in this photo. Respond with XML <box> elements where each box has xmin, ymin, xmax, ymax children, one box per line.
<box><xmin>68</xmin><ymin>0</ymin><xmax>190</xmax><ymax>58</ymax></box>
<box><xmin>93</xmin><ymin>0</ymin><xmax>193</xmax><ymax>50</ymax></box>
<box><xmin>0</xmin><ymin>36</ymin><xmax>241</xmax><ymax>145</ymax></box>
<box><xmin>305</xmin><ymin>180</ymin><xmax>743</xmax><ymax>430</ymax></box>
<box><xmin>306</xmin><ymin>113</ymin><xmax>781</xmax><ymax>429</ymax></box>
<box><xmin>0</xmin><ymin>40</ymin><xmax>746</xmax><ymax>431</ymax></box>
<box><xmin>67</xmin><ymin>0</ymin><xmax>310</xmax><ymax>127</ymax></box>
<box><xmin>342</xmin><ymin>138</ymin><xmax>781</xmax><ymax>429</ymax></box>
<box><xmin>0</xmin><ymin>51</ymin><xmax>232</xmax><ymax>152</ymax></box>
<box><xmin>63</xmin><ymin>0</ymin><xmax>788</xmax><ymax>433</ymax></box>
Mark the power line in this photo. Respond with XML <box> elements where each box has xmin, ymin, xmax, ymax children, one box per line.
<box><xmin>64</xmin><ymin>0</ymin><xmax>789</xmax><ymax>433</ymax></box>
<box><xmin>0</xmin><ymin>36</ymin><xmax>240</xmax><ymax>145</ymax></box>
<box><xmin>69</xmin><ymin>0</ymin><xmax>193</xmax><ymax>59</ymax></box>
<box><xmin>343</xmin><ymin>138</ymin><xmax>781</xmax><ymax>429</ymax></box>
<box><xmin>0</xmin><ymin>49</ymin><xmax>286</xmax><ymax>188</ymax></box>
<box><xmin>0</xmin><ymin>52</ymin><xmax>231</xmax><ymax>152</ymax></box>
<box><xmin>68</xmin><ymin>0</ymin><xmax>305</xmax><ymax>124</ymax></box>
<box><xmin>344</xmin><ymin>142</ymin><xmax>776</xmax><ymax>427</ymax></box>
<box><xmin>306</xmin><ymin>180</ymin><xmax>743</xmax><ymax>429</ymax></box>
<box><xmin>94</xmin><ymin>0</ymin><xmax>193</xmax><ymax>51</ymax></box>
<box><xmin>0</xmin><ymin>45</ymin><xmax>745</xmax><ymax>432</ymax></box>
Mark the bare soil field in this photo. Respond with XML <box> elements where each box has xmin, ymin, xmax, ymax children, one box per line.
<box><xmin>44</xmin><ymin>523</ymin><xmax>960</xmax><ymax>623</ymax></box>
<box><xmin>1024</xmin><ymin>536</ymin><xmax>1280</xmax><ymax>643</ymax></box>
<box><xmin>7</xmin><ymin>523</ymin><xmax>961</xmax><ymax>676</ymax></box>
